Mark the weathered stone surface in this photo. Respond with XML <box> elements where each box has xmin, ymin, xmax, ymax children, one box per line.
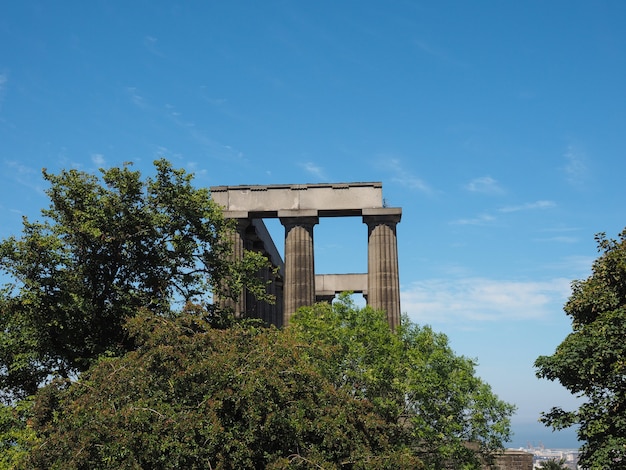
<box><xmin>486</xmin><ymin>450</ymin><xmax>533</xmax><ymax>470</ymax></box>
<box><xmin>211</xmin><ymin>183</ymin><xmax>402</xmax><ymax>328</ymax></box>
<box><xmin>363</xmin><ymin>209</ymin><xmax>402</xmax><ymax>329</ymax></box>
<box><xmin>315</xmin><ymin>273</ymin><xmax>368</xmax><ymax>299</ymax></box>
<box><xmin>280</xmin><ymin>214</ymin><xmax>318</xmax><ymax>325</ymax></box>
<box><xmin>212</xmin><ymin>182</ymin><xmax>383</xmax><ymax>215</ymax></box>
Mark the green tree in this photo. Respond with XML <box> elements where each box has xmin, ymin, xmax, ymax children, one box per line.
<box><xmin>0</xmin><ymin>160</ymin><xmax>270</xmax><ymax>400</ymax></box>
<box><xmin>20</xmin><ymin>309</ymin><xmax>423</xmax><ymax>469</ymax></box>
<box><xmin>538</xmin><ymin>457</ymin><xmax>569</xmax><ymax>469</ymax></box>
<box><xmin>535</xmin><ymin>229</ymin><xmax>626</xmax><ymax>469</ymax></box>
<box><xmin>290</xmin><ymin>296</ymin><xmax>515</xmax><ymax>469</ymax></box>
<box><xmin>0</xmin><ymin>398</ymin><xmax>38</xmax><ymax>469</ymax></box>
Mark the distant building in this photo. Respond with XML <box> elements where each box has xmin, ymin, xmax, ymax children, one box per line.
<box><xmin>528</xmin><ymin>447</ymin><xmax>580</xmax><ymax>469</ymax></box>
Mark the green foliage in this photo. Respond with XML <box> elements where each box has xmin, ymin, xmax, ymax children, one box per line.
<box><xmin>291</xmin><ymin>295</ymin><xmax>515</xmax><ymax>469</ymax></box>
<box><xmin>21</xmin><ymin>310</ymin><xmax>423</xmax><ymax>469</ymax></box>
<box><xmin>537</xmin><ymin>457</ymin><xmax>569</xmax><ymax>469</ymax></box>
<box><xmin>535</xmin><ymin>229</ymin><xmax>626</xmax><ymax>469</ymax></box>
<box><xmin>0</xmin><ymin>160</ymin><xmax>271</xmax><ymax>400</ymax></box>
<box><xmin>0</xmin><ymin>398</ymin><xmax>37</xmax><ymax>469</ymax></box>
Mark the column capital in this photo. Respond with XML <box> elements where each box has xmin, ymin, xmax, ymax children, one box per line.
<box><xmin>279</xmin><ymin>210</ymin><xmax>319</xmax><ymax>229</ymax></box>
<box><xmin>362</xmin><ymin>207</ymin><xmax>402</xmax><ymax>226</ymax></box>
<box><xmin>222</xmin><ymin>211</ymin><xmax>252</xmax><ymax>233</ymax></box>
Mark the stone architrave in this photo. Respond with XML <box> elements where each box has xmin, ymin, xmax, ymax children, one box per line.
<box><xmin>363</xmin><ymin>208</ymin><xmax>402</xmax><ymax>329</ymax></box>
<box><xmin>314</xmin><ymin>274</ymin><xmax>368</xmax><ymax>303</ymax></box>
<box><xmin>279</xmin><ymin>210</ymin><xmax>319</xmax><ymax>325</ymax></box>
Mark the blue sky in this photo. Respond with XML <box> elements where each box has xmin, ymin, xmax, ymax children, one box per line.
<box><xmin>1</xmin><ymin>0</ymin><xmax>625</xmax><ymax>449</ymax></box>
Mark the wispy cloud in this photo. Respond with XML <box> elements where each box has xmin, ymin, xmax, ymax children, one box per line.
<box><xmin>154</xmin><ymin>145</ymin><xmax>182</xmax><ymax>162</ymax></box>
<box><xmin>3</xmin><ymin>160</ymin><xmax>44</xmax><ymax>195</ymax></box>
<box><xmin>123</xmin><ymin>87</ymin><xmax>249</xmax><ymax>169</ymax></box>
<box><xmin>464</xmin><ymin>176</ymin><xmax>504</xmax><ymax>194</ymax></box>
<box><xmin>563</xmin><ymin>145</ymin><xmax>588</xmax><ymax>187</ymax></box>
<box><xmin>201</xmin><ymin>94</ymin><xmax>228</xmax><ymax>107</ymax></box>
<box><xmin>91</xmin><ymin>154</ymin><xmax>105</xmax><ymax>167</ymax></box>
<box><xmin>121</xmin><ymin>86</ymin><xmax>249</xmax><ymax>168</ymax></box>
<box><xmin>186</xmin><ymin>127</ymin><xmax>247</xmax><ymax>163</ymax></box>
<box><xmin>143</xmin><ymin>35</ymin><xmax>164</xmax><ymax>57</ymax></box>
<box><xmin>450</xmin><ymin>213</ymin><xmax>495</xmax><ymax>226</ymax></box>
<box><xmin>393</xmin><ymin>174</ymin><xmax>432</xmax><ymax>193</ymax></box>
<box><xmin>498</xmin><ymin>200</ymin><xmax>556</xmax><ymax>213</ymax></box>
<box><xmin>450</xmin><ymin>200</ymin><xmax>555</xmax><ymax>226</ymax></box>
<box><xmin>153</xmin><ymin>146</ymin><xmax>211</xmax><ymax>179</ymax></box>
<box><xmin>184</xmin><ymin>160</ymin><xmax>208</xmax><ymax>178</ymax></box>
<box><xmin>165</xmin><ymin>104</ymin><xmax>181</xmax><ymax>117</ymax></box>
<box><xmin>126</xmin><ymin>87</ymin><xmax>146</xmax><ymax>108</ymax></box>
<box><xmin>300</xmin><ymin>162</ymin><xmax>327</xmax><ymax>181</ymax></box>
<box><xmin>402</xmin><ymin>277</ymin><xmax>571</xmax><ymax>324</ymax></box>
<box><xmin>383</xmin><ymin>158</ymin><xmax>435</xmax><ymax>195</ymax></box>
<box><xmin>534</xmin><ymin>226</ymin><xmax>581</xmax><ymax>244</ymax></box>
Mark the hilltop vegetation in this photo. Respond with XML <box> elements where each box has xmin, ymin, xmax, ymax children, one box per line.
<box><xmin>1</xmin><ymin>161</ymin><xmax>513</xmax><ymax>469</ymax></box>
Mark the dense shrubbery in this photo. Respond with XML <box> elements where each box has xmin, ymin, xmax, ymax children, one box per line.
<box><xmin>19</xmin><ymin>309</ymin><xmax>422</xmax><ymax>469</ymax></box>
<box><xmin>8</xmin><ymin>298</ymin><xmax>514</xmax><ymax>469</ymax></box>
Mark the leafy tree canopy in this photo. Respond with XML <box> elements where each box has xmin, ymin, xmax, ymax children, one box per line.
<box><xmin>17</xmin><ymin>309</ymin><xmax>423</xmax><ymax>469</ymax></box>
<box><xmin>8</xmin><ymin>298</ymin><xmax>514</xmax><ymax>469</ymax></box>
<box><xmin>0</xmin><ymin>397</ymin><xmax>37</xmax><ymax>469</ymax></box>
<box><xmin>535</xmin><ymin>229</ymin><xmax>626</xmax><ymax>469</ymax></box>
<box><xmin>290</xmin><ymin>296</ymin><xmax>515</xmax><ymax>469</ymax></box>
<box><xmin>0</xmin><ymin>160</ymin><xmax>271</xmax><ymax>400</ymax></box>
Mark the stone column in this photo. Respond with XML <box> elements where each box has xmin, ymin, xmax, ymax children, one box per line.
<box><xmin>271</xmin><ymin>274</ymin><xmax>284</xmax><ymax>327</ymax></box>
<box><xmin>248</xmin><ymin>258</ymin><xmax>272</xmax><ymax>325</ymax></box>
<box><xmin>217</xmin><ymin>213</ymin><xmax>250</xmax><ymax>317</ymax></box>
<box><xmin>279</xmin><ymin>210</ymin><xmax>319</xmax><ymax>325</ymax></box>
<box><xmin>363</xmin><ymin>208</ymin><xmax>402</xmax><ymax>330</ymax></box>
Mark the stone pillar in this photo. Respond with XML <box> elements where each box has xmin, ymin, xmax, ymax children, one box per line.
<box><xmin>271</xmin><ymin>274</ymin><xmax>284</xmax><ymax>327</ymax></box>
<box><xmin>249</xmin><ymin>258</ymin><xmax>274</xmax><ymax>325</ymax></box>
<box><xmin>217</xmin><ymin>214</ymin><xmax>250</xmax><ymax>316</ymax></box>
<box><xmin>363</xmin><ymin>208</ymin><xmax>402</xmax><ymax>330</ymax></box>
<box><xmin>279</xmin><ymin>210</ymin><xmax>319</xmax><ymax>325</ymax></box>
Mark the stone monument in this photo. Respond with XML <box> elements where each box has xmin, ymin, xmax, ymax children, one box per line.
<box><xmin>211</xmin><ymin>182</ymin><xmax>401</xmax><ymax>328</ymax></box>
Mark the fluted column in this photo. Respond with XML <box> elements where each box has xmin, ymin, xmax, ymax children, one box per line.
<box><xmin>217</xmin><ymin>216</ymin><xmax>251</xmax><ymax>317</ymax></box>
<box><xmin>272</xmin><ymin>274</ymin><xmax>284</xmax><ymax>327</ymax></box>
<box><xmin>363</xmin><ymin>208</ymin><xmax>402</xmax><ymax>330</ymax></box>
<box><xmin>249</xmin><ymin>260</ymin><xmax>272</xmax><ymax>325</ymax></box>
<box><xmin>280</xmin><ymin>210</ymin><xmax>319</xmax><ymax>325</ymax></box>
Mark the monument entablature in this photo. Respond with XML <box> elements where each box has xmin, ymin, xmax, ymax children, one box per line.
<box><xmin>211</xmin><ymin>182</ymin><xmax>401</xmax><ymax>329</ymax></box>
<box><xmin>211</xmin><ymin>182</ymin><xmax>384</xmax><ymax>216</ymax></box>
